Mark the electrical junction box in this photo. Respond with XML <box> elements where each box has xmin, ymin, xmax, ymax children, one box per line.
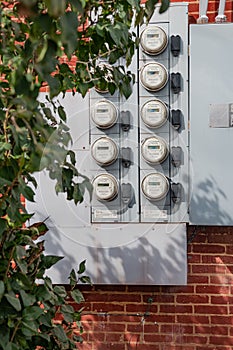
<box><xmin>27</xmin><ymin>3</ymin><xmax>189</xmax><ymax>285</ymax></box>
<box><xmin>189</xmin><ymin>23</ymin><xmax>233</xmax><ymax>225</ymax></box>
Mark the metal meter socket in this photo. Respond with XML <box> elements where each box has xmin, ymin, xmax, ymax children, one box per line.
<box><xmin>140</xmin><ymin>63</ymin><xmax>168</xmax><ymax>92</ymax></box>
<box><xmin>141</xmin><ymin>136</ymin><xmax>168</xmax><ymax>164</ymax></box>
<box><xmin>141</xmin><ymin>99</ymin><xmax>168</xmax><ymax>128</ymax></box>
<box><xmin>93</xmin><ymin>173</ymin><xmax>118</xmax><ymax>201</ymax></box>
<box><xmin>140</xmin><ymin>26</ymin><xmax>168</xmax><ymax>55</ymax></box>
<box><xmin>91</xmin><ymin>100</ymin><xmax>118</xmax><ymax>129</ymax></box>
<box><xmin>91</xmin><ymin>137</ymin><xmax>118</xmax><ymax>166</ymax></box>
<box><xmin>141</xmin><ymin>172</ymin><xmax>169</xmax><ymax>201</ymax></box>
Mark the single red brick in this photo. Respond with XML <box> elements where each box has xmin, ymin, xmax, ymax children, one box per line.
<box><xmin>196</xmin><ymin>285</ymin><xmax>230</xmax><ymax>295</ymax></box>
<box><xmin>209</xmin><ymin>336</ymin><xmax>233</xmax><ymax>346</ymax></box>
<box><xmin>159</xmin><ymin>304</ymin><xmax>193</xmax><ymax>314</ymax></box>
<box><xmin>211</xmin><ymin>316</ymin><xmax>233</xmax><ymax>325</ymax></box>
<box><xmin>176</xmin><ymin>294</ymin><xmax>209</xmax><ymax>304</ymax></box>
<box><xmin>176</xmin><ymin>315</ymin><xmax>209</xmax><ymax>324</ymax></box>
<box><xmin>194</xmin><ymin>305</ymin><xmax>228</xmax><ymax>315</ymax></box>
<box><xmin>187</xmin><ymin>275</ymin><xmax>209</xmax><ymax>284</ymax></box>
<box><xmin>192</xmin><ymin>244</ymin><xmax>225</xmax><ymax>254</ymax></box>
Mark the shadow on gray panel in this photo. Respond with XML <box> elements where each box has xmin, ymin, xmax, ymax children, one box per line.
<box><xmin>190</xmin><ymin>176</ymin><xmax>232</xmax><ymax>226</ymax></box>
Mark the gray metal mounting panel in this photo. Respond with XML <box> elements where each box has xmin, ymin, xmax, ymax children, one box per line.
<box><xmin>190</xmin><ymin>24</ymin><xmax>233</xmax><ymax>225</ymax></box>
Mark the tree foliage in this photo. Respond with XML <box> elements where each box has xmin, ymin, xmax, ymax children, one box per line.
<box><xmin>0</xmin><ymin>0</ymin><xmax>169</xmax><ymax>349</ymax></box>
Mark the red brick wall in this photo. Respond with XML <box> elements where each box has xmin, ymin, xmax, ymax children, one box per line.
<box><xmin>64</xmin><ymin>2</ymin><xmax>233</xmax><ymax>349</ymax></box>
<box><xmin>75</xmin><ymin>227</ymin><xmax>233</xmax><ymax>350</ymax></box>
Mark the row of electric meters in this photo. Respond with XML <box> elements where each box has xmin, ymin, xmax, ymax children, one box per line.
<box><xmin>88</xmin><ymin>8</ymin><xmax>188</xmax><ymax>223</ymax></box>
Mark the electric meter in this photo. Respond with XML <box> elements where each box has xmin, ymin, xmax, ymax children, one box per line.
<box><xmin>91</xmin><ymin>100</ymin><xmax>118</xmax><ymax>129</ymax></box>
<box><xmin>140</xmin><ymin>26</ymin><xmax>168</xmax><ymax>55</ymax></box>
<box><xmin>140</xmin><ymin>62</ymin><xmax>168</xmax><ymax>92</ymax></box>
<box><xmin>91</xmin><ymin>137</ymin><xmax>118</xmax><ymax>166</ymax></box>
<box><xmin>141</xmin><ymin>99</ymin><xmax>168</xmax><ymax>128</ymax></box>
<box><xmin>141</xmin><ymin>172</ymin><xmax>169</xmax><ymax>201</ymax></box>
<box><xmin>93</xmin><ymin>173</ymin><xmax>118</xmax><ymax>201</ymax></box>
<box><xmin>141</xmin><ymin>136</ymin><xmax>168</xmax><ymax>164</ymax></box>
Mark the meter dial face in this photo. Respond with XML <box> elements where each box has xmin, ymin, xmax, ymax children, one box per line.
<box><xmin>93</xmin><ymin>173</ymin><xmax>118</xmax><ymax>201</ymax></box>
<box><xmin>91</xmin><ymin>137</ymin><xmax>118</xmax><ymax>166</ymax></box>
<box><xmin>92</xmin><ymin>100</ymin><xmax>118</xmax><ymax>129</ymax></box>
<box><xmin>141</xmin><ymin>173</ymin><xmax>169</xmax><ymax>201</ymax></box>
<box><xmin>141</xmin><ymin>99</ymin><xmax>168</xmax><ymax>128</ymax></box>
<box><xmin>140</xmin><ymin>26</ymin><xmax>168</xmax><ymax>55</ymax></box>
<box><xmin>141</xmin><ymin>136</ymin><xmax>168</xmax><ymax>164</ymax></box>
<box><xmin>140</xmin><ymin>62</ymin><xmax>168</xmax><ymax>92</ymax></box>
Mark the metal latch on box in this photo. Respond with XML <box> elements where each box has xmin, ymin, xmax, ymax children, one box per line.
<box><xmin>120</xmin><ymin>111</ymin><xmax>130</xmax><ymax>131</ymax></box>
<box><xmin>121</xmin><ymin>147</ymin><xmax>132</xmax><ymax>168</ymax></box>
<box><xmin>171</xmin><ymin>146</ymin><xmax>182</xmax><ymax>167</ymax></box>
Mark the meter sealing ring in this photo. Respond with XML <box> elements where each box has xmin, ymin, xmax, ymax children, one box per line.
<box><xmin>91</xmin><ymin>99</ymin><xmax>118</xmax><ymax>129</ymax></box>
<box><xmin>141</xmin><ymin>136</ymin><xmax>168</xmax><ymax>164</ymax></box>
<box><xmin>91</xmin><ymin>137</ymin><xmax>119</xmax><ymax>166</ymax></box>
<box><xmin>140</xmin><ymin>62</ymin><xmax>168</xmax><ymax>92</ymax></box>
<box><xmin>140</xmin><ymin>25</ymin><xmax>168</xmax><ymax>55</ymax></box>
<box><xmin>141</xmin><ymin>99</ymin><xmax>168</xmax><ymax>128</ymax></box>
<box><xmin>92</xmin><ymin>173</ymin><xmax>119</xmax><ymax>201</ymax></box>
<box><xmin>141</xmin><ymin>172</ymin><xmax>169</xmax><ymax>201</ymax></box>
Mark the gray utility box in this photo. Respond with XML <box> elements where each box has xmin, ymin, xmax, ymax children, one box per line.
<box><xmin>27</xmin><ymin>3</ymin><xmax>188</xmax><ymax>285</ymax></box>
<box><xmin>189</xmin><ymin>23</ymin><xmax>233</xmax><ymax>225</ymax></box>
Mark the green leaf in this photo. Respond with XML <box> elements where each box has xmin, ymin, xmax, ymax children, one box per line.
<box><xmin>61</xmin><ymin>304</ymin><xmax>74</xmax><ymax>314</ymax></box>
<box><xmin>120</xmin><ymin>81</ymin><xmax>132</xmax><ymax>99</ymax></box>
<box><xmin>78</xmin><ymin>82</ymin><xmax>90</xmax><ymax>97</ymax></box>
<box><xmin>42</xmin><ymin>255</ymin><xmax>64</xmax><ymax>269</ymax></box>
<box><xmin>48</xmin><ymin>76</ymin><xmax>61</xmax><ymax>99</ymax></box>
<box><xmin>54</xmin><ymin>285</ymin><xmax>67</xmax><ymax>298</ymax></box>
<box><xmin>61</xmin><ymin>305</ymin><xmax>75</xmax><ymax>323</ymax></box>
<box><xmin>60</xmin><ymin>12</ymin><xmax>78</xmax><ymax>58</ymax></box>
<box><xmin>69</xmin><ymin>269</ymin><xmax>77</xmax><ymax>287</ymax></box>
<box><xmin>159</xmin><ymin>0</ymin><xmax>170</xmax><ymax>13</ymax></box>
<box><xmin>107</xmin><ymin>26</ymin><xmax>120</xmax><ymax>46</ymax></box>
<box><xmin>21</xmin><ymin>320</ymin><xmax>39</xmax><ymax>336</ymax></box>
<box><xmin>0</xmin><ymin>142</ymin><xmax>11</xmax><ymax>153</ymax></box>
<box><xmin>45</xmin><ymin>0</ymin><xmax>66</xmax><ymax>18</ymax></box>
<box><xmin>5</xmin><ymin>343</ymin><xmax>20</xmax><ymax>350</ymax></box>
<box><xmin>70</xmin><ymin>289</ymin><xmax>85</xmax><ymax>304</ymax></box>
<box><xmin>58</xmin><ymin>105</ymin><xmax>66</xmax><ymax>122</ymax></box>
<box><xmin>73</xmin><ymin>183</ymin><xmax>83</xmax><ymax>205</ymax></box>
<box><xmin>22</xmin><ymin>306</ymin><xmax>44</xmax><ymax>321</ymax></box>
<box><xmin>77</xmin><ymin>260</ymin><xmax>86</xmax><ymax>274</ymax></box>
<box><xmin>52</xmin><ymin>324</ymin><xmax>68</xmax><ymax>342</ymax></box>
<box><xmin>18</xmin><ymin>178</ymin><xmax>35</xmax><ymax>202</ymax></box>
<box><xmin>0</xmin><ymin>281</ymin><xmax>5</xmax><ymax>302</ymax></box>
<box><xmin>79</xmin><ymin>276</ymin><xmax>92</xmax><ymax>284</ymax></box>
<box><xmin>19</xmin><ymin>290</ymin><xmax>36</xmax><ymax>307</ymax></box>
<box><xmin>0</xmin><ymin>218</ymin><xmax>7</xmax><ymax>236</ymax></box>
<box><xmin>0</xmin><ymin>327</ymin><xmax>10</xmax><ymax>349</ymax></box>
<box><xmin>5</xmin><ymin>294</ymin><xmax>21</xmax><ymax>312</ymax></box>
<box><xmin>68</xmin><ymin>150</ymin><xmax>76</xmax><ymax>166</ymax></box>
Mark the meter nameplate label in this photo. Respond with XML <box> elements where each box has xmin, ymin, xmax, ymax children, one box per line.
<box><xmin>209</xmin><ymin>103</ymin><xmax>233</xmax><ymax>128</ymax></box>
<box><xmin>142</xmin><ymin>208</ymin><xmax>168</xmax><ymax>219</ymax></box>
<box><xmin>94</xmin><ymin>209</ymin><xmax>118</xmax><ymax>219</ymax></box>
